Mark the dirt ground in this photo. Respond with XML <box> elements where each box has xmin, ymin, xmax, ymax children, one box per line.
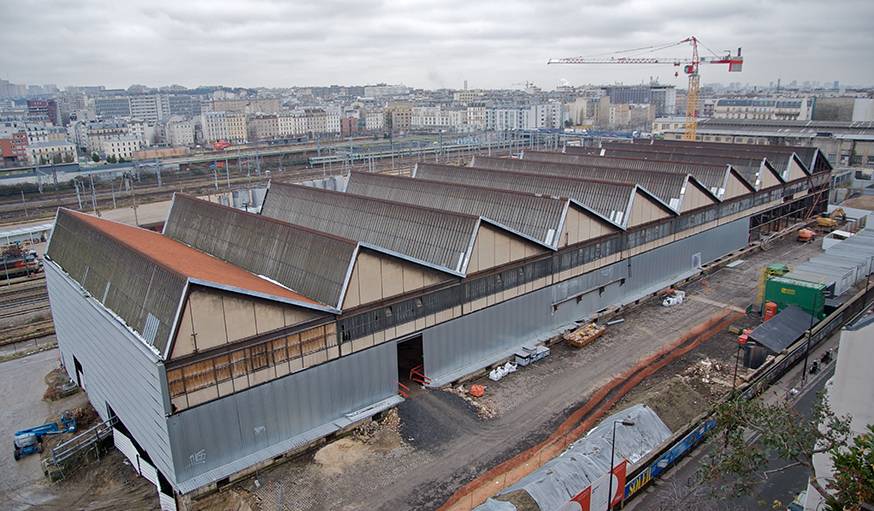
<box><xmin>0</xmin><ymin>349</ymin><xmax>158</xmax><ymax>511</ymax></box>
<box><xmin>1</xmin><ymin>235</ymin><xmax>825</xmax><ymax>511</ymax></box>
<box><xmin>196</xmin><ymin>236</ymin><xmax>826</xmax><ymax>511</ymax></box>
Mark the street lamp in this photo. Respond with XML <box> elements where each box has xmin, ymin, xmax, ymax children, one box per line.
<box><xmin>608</xmin><ymin>419</ymin><xmax>635</xmax><ymax>511</ymax></box>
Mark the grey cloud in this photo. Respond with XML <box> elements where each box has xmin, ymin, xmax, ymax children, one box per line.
<box><xmin>1</xmin><ymin>0</ymin><xmax>872</xmax><ymax>89</ymax></box>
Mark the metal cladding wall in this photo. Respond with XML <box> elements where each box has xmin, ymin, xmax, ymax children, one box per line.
<box><xmin>167</xmin><ymin>340</ymin><xmax>398</xmax><ymax>490</ymax></box>
<box><xmin>45</xmin><ymin>262</ymin><xmax>175</xmax><ymax>481</ymax></box>
<box><xmin>423</xmin><ymin>219</ymin><xmax>749</xmax><ymax>385</ymax></box>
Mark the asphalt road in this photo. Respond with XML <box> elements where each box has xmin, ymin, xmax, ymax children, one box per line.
<box><xmin>628</xmin><ymin>337</ymin><xmax>838</xmax><ymax>511</ymax></box>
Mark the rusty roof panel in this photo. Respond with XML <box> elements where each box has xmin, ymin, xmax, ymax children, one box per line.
<box><xmin>164</xmin><ymin>194</ymin><xmax>356</xmax><ymax>308</ymax></box>
<box><xmin>48</xmin><ymin>209</ymin><xmax>188</xmax><ymax>354</ymax></box>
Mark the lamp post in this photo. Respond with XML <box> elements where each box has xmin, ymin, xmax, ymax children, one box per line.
<box><xmin>608</xmin><ymin>419</ymin><xmax>635</xmax><ymax>511</ymax></box>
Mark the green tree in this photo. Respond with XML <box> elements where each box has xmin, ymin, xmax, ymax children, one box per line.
<box><xmin>52</xmin><ymin>153</ymin><xmax>63</xmax><ymax>164</ymax></box>
<box><xmin>828</xmin><ymin>425</ymin><xmax>874</xmax><ymax>510</ymax></box>
<box><xmin>91</xmin><ymin>152</ymin><xmax>100</xmax><ymax>162</ymax></box>
<box><xmin>63</xmin><ymin>154</ymin><xmax>74</xmax><ymax>164</ymax></box>
<box><xmin>117</xmin><ymin>156</ymin><xmax>126</xmax><ymax>163</ymax></box>
<box><xmin>700</xmin><ymin>393</ymin><xmax>866</xmax><ymax>508</ymax></box>
<box><xmin>106</xmin><ymin>154</ymin><xmax>117</xmax><ymax>164</ymax></box>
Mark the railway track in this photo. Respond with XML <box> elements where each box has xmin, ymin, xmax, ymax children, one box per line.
<box><xmin>0</xmin><ymin>146</ymin><xmax>511</xmax><ymax>226</ymax></box>
<box><xmin>0</xmin><ymin>279</ymin><xmax>50</xmax><ymax>321</ymax></box>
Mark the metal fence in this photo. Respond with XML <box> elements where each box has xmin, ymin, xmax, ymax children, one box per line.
<box><xmin>622</xmin><ymin>281</ymin><xmax>874</xmax><ymax>503</ymax></box>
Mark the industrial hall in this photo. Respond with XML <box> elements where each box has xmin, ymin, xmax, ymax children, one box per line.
<box><xmin>43</xmin><ymin>139</ymin><xmax>832</xmax><ymax>499</ymax></box>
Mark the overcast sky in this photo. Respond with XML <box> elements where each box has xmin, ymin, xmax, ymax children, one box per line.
<box><xmin>3</xmin><ymin>0</ymin><xmax>873</xmax><ymax>90</ymax></box>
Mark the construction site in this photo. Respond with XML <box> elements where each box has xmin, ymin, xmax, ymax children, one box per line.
<box><xmin>6</xmin><ymin>131</ymin><xmax>874</xmax><ymax>511</ymax></box>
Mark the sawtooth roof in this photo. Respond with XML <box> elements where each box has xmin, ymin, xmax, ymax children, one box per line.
<box><xmin>414</xmin><ymin>162</ymin><xmax>675</xmax><ymax>228</ymax></box>
<box><xmin>345</xmin><ymin>171</ymin><xmax>567</xmax><ymax>249</ymax></box>
<box><xmin>647</xmin><ymin>138</ymin><xmax>830</xmax><ymax>173</ymax></box>
<box><xmin>564</xmin><ymin>145</ymin><xmax>768</xmax><ymax>186</ymax></box>
<box><xmin>261</xmin><ymin>181</ymin><xmax>481</xmax><ymax>275</ymax></box>
<box><xmin>164</xmin><ymin>193</ymin><xmax>357</xmax><ymax>308</ymax></box>
<box><xmin>47</xmin><ymin>208</ymin><xmax>326</xmax><ymax>356</ymax></box>
<box><xmin>521</xmin><ymin>150</ymin><xmax>740</xmax><ymax>198</ymax></box>
<box><xmin>583</xmin><ymin>141</ymin><xmax>814</xmax><ymax>180</ymax></box>
<box><xmin>470</xmin><ymin>155</ymin><xmax>717</xmax><ymax>211</ymax></box>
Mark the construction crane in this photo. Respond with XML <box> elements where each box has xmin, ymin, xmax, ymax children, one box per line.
<box><xmin>548</xmin><ymin>37</ymin><xmax>743</xmax><ymax>140</ymax></box>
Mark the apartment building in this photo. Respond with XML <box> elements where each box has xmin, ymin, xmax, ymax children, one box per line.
<box><xmin>200</xmin><ymin>111</ymin><xmax>248</xmax><ymax>143</ymax></box>
<box><xmin>712</xmin><ymin>98</ymin><xmax>813</xmax><ymax>121</ymax></box>
<box><xmin>164</xmin><ymin>118</ymin><xmax>196</xmax><ymax>147</ymax></box>
<box><xmin>100</xmin><ymin>135</ymin><xmax>143</xmax><ymax>160</ymax></box>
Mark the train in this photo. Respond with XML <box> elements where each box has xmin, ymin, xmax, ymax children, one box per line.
<box><xmin>1</xmin><ymin>244</ymin><xmax>42</xmax><ymax>279</ymax></box>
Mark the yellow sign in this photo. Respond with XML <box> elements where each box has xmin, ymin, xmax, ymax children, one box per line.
<box><xmin>780</xmin><ymin>287</ymin><xmax>796</xmax><ymax>296</ymax></box>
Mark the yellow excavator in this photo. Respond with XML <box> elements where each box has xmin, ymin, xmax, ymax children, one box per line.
<box><xmin>816</xmin><ymin>208</ymin><xmax>846</xmax><ymax>230</ymax></box>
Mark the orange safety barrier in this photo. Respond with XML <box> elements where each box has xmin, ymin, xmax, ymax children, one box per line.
<box><xmin>438</xmin><ymin>308</ymin><xmax>743</xmax><ymax>511</ymax></box>
<box><xmin>398</xmin><ymin>382</ymin><xmax>411</xmax><ymax>399</ymax></box>
<box><xmin>410</xmin><ymin>364</ymin><xmax>432</xmax><ymax>386</ymax></box>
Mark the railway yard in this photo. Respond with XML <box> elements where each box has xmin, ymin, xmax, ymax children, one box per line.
<box><xmin>0</xmin><ymin>136</ymin><xmax>869</xmax><ymax>511</ymax></box>
<box><xmin>0</xmin><ymin>135</ymin><xmax>520</xmax><ymax>226</ymax></box>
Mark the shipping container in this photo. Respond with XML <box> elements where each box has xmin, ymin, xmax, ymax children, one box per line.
<box><xmin>764</xmin><ymin>276</ymin><xmax>826</xmax><ymax>319</ymax></box>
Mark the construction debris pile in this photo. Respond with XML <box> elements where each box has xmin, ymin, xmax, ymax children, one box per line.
<box><xmin>563</xmin><ymin>322</ymin><xmax>605</xmax><ymax>349</ymax></box>
<box><xmin>444</xmin><ymin>385</ymin><xmax>498</xmax><ymax>420</ymax></box>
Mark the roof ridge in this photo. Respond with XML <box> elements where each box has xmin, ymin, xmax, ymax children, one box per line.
<box><xmin>59</xmin><ymin>208</ymin><xmax>188</xmax><ymax>280</ymax></box>
<box><xmin>268</xmin><ymin>180</ymin><xmax>481</xmax><ymax>221</ymax></box>
<box><xmin>57</xmin><ymin>208</ymin><xmax>323</xmax><ymax>307</ymax></box>
<box><xmin>172</xmin><ymin>193</ymin><xmax>358</xmax><ymax>246</ymax></box>
<box><xmin>482</xmin><ymin>155</ymin><xmax>691</xmax><ymax>181</ymax></box>
<box><xmin>419</xmin><ymin>162</ymin><xmax>637</xmax><ymax>189</ymax></box>
<box><xmin>553</xmin><ymin>150</ymin><xmax>730</xmax><ymax>171</ymax></box>
<box><xmin>349</xmin><ymin>170</ymin><xmax>570</xmax><ymax>202</ymax></box>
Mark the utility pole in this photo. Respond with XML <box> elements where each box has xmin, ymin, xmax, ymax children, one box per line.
<box><xmin>73</xmin><ymin>179</ymin><xmax>83</xmax><ymax>209</ymax></box>
<box><xmin>89</xmin><ymin>173</ymin><xmax>99</xmax><ymax>216</ymax></box>
<box><xmin>20</xmin><ymin>190</ymin><xmax>28</xmax><ymax>218</ymax></box>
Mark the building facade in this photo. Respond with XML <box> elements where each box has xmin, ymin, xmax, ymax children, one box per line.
<box><xmin>45</xmin><ymin>140</ymin><xmax>831</xmax><ymax>506</ymax></box>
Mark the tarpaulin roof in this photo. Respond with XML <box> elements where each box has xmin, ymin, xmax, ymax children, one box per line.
<box><xmin>748</xmin><ymin>305</ymin><xmax>814</xmax><ymax>353</ymax></box>
<box><xmin>476</xmin><ymin>404</ymin><xmax>671</xmax><ymax>511</ymax></box>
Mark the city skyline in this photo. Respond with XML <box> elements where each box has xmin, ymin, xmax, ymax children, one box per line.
<box><xmin>3</xmin><ymin>0</ymin><xmax>873</xmax><ymax>90</ymax></box>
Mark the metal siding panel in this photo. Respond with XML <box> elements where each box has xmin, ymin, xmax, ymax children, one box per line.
<box><xmin>422</xmin><ymin>219</ymin><xmax>749</xmax><ymax>386</ymax></box>
<box><xmin>45</xmin><ymin>263</ymin><xmax>175</xmax><ymax>482</ymax></box>
<box><xmin>167</xmin><ymin>340</ymin><xmax>397</xmax><ymax>488</ymax></box>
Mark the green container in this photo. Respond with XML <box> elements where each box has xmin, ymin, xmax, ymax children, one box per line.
<box><xmin>764</xmin><ymin>276</ymin><xmax>826</xmax><ymax>320</ymax></box>
<box><xmin>766</xmin><ymin>263</ymin><xmax>790</xmax><ymax>277</ymax></box>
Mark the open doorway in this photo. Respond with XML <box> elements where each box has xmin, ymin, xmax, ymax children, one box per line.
<box><xmin>73</xmin><ymin>356</ymin><xmax>84</xmax><ymax>389</ymax></box>
<box><xmin>397</xmin><ymin>336</ymin><xmax>425</xmax><ymax>388</ymax></box>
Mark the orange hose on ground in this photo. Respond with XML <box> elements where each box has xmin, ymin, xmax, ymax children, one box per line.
<box><xmin>439</xmin><ymin>309</ymin><xmax>743</xmax><ymax>511</ymax></box>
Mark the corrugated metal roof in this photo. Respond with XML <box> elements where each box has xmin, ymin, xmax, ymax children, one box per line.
<box><xmin>47</xmin><ymin>209</ymin><xmax>186</xmax><ymax>354</ymax></box>
<box><xmin>47</xmin><ymin>209</ymin><xmax>327</xmax><ymax>355</ymax></box>
<box><xmin>596</xmin><ymin>140</ymin><xmax>812</xmax><ymax>177</ymax></box>
<box><xmin>346</xmin><ymin>171</ymin><xmax>566</xmax><ymax>248</ymax></box>
<box><xmin>471</xmin><ymin>155</ymin><xmax>706</xmax><ymax>209</ymax></box>
<box><xmin>262</xmin><ymin>181</ymin><xmax>479</xmax><ymax>275</ymax></box>
<box><xmin>565</xmin><ymin>145</ymin><xmax>765</xmax><ymax>186</ymax></box>
<box><xmin>414</xmin><ymin>162</ymin><xmax>667</xmax><ymax>227</ymax></box>
<box><xmin>648</xmin><ymin>138</ymin><xmax>829</xmax><ymax>173</ymax></box>
<box><xmin>164</xmin><ymin>193</ymin><xmax>356</xmax><ymax>308</ymax></box>
<box><xmin>523</xmin><ymin>150</ymin><xmax>734</xmax><ymax>193</ymax></box>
